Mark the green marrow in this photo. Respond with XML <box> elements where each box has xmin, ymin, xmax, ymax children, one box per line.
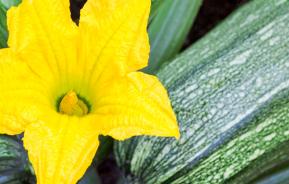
<box><xmin>0</xmin><ymin>135</ymin><xmax>33</xmax><ymax>184</ymax></box>
<box><xmin>115</xmin><ymin>0</ymin><xmax>289</xmax><ymax>183</ymax></box>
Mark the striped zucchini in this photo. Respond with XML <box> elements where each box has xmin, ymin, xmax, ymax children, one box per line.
<box><xmin>0</xmin><ymin>135</ymin><xmax>32</xmax><ymax>184</ymax></box>
<box><xmin>114</xmin><ymin>0</ymin><xmax>289</xmax><ymax>183</ymax></box>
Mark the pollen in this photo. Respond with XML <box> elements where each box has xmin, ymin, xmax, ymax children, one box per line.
<box><xmin>59</xmin><ymin>90</ymin><xmax>89</xmax><ymax>116</ymax></box>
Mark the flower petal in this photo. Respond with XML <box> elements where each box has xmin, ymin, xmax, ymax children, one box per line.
<box><xmin>78</xmin><ymin>0</ymin><xmax>151</xmax><ymax>84</ymax></box>
<box><xmin>90</xmin><ymin>72</ymin><xmax>179</xmax><ymax>140</ymax></box>
<box><xmin>7</xmin><ymin>0</ymin><xmax>78</xmax><ymax>82</ymax></box>
<box><xmin>0</xmin><ymin>49</ymin><xmax>49</xmax><ymax>135</ymax></box>
<box><xmin>23</xmin><ymin>114</ymin><xmax>100</xmax><ymax>184</ymax></box>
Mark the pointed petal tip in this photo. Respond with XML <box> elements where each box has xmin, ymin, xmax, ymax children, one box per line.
<box><xmin>168</xmin><ymin>115</ymin><xmax>180</xmax><ymax>140</ymax></box>
<box><xmin>175</xmin><ymin>131</ymin><xmax>181</xmax><ymax>140</ymax></box>
<box><xmin>169</xmin><ymin>125</ymin><xmax>180</xmax><ymax>140</ymax></box>
<box><xmin>162</xmin><ymin>119</ymin><xmax>180</xmax><ymax>140</ymax></box>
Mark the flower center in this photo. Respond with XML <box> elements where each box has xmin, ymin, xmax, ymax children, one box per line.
<box><xmin>59</xmin><ymin>90</ymin><xmax>89</xmax><ymax>116</ymax></box>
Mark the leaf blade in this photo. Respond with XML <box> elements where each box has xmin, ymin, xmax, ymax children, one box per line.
<box><xmin>145</xmin><ymin>0</ymin><xmax>202</xmax><ymax>74</ymax></box>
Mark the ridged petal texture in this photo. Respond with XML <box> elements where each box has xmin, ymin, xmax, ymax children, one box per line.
<box><xmin>23</xmin><ymin>115</ymin><xmax>100</xmax><ymax>184</ymax></box>
<box><xmin>89</xmin><ymin>72</ymin><xmax>179</xmax><ymax>140</ymax></box>
<box><xmin>78</xmin><ymin>0</ymin><xmax>151</xmax><ymax>84</ymax></box>
<box><xmin>0</xmin><ymin>0</ymin><xmax>179</xmax><ymax>183</ymax></box>
<box><xmin>0</xmin><ymin>49</ymin><xmax>49</xmax><ymax>135</ymax></box>
<box><xmin>7</xmin><ymin>0</ymin><xmax>78</xmax><ymax>85</ymax></box>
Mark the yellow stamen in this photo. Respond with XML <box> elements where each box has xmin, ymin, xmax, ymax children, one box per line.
<box><xmin>59</xmin><ymin>90</ymin><xmax>88</xmax><ymax>116</ymax></box>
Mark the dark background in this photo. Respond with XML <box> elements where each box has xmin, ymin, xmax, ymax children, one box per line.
<box><xmin>186</xmin><ymin>0</ymin><xmax>248</xmax><ymax>45</ymax></box>
<box><xmin>70</xmin><ymin>0</ymin><xmax>249</xmax><ymax>183</ymax></box>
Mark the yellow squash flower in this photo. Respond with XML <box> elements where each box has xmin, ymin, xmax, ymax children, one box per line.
<box><xmin>0</xmin><ymin>0</ymin><xmax>179</xmax><ymax>183</ymax></box>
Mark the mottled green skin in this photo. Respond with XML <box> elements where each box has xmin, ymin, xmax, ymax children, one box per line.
<box><xmin>115</xmin><ymin>0</ymin><xmax>289</xmax><ymax>183</ymax></box>
<box><xmin>0</xmin><ymin>135</ymin><xmax>29</xmax><ymax>184</ymax></box>
<box><xmin>229</xmin><ymin>139</ymin><xmax>289</xmax><ymax>184</ymax></box>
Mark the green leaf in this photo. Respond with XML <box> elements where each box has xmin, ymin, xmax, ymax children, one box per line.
<box><xmin>0</xmin><ymin>0</ymin><xmax>20</xmax><ymax>9</ymax></box>
<box><xmin>0</xmin><ymin>0</ymin><xmax>20</xmax><ymax>48</ymax></box>
<box><xmin>149</xmin><ymin>0</ymin><xmax>163</xmax><ymax>23</ymax></box>
<box><xmin>144</xmin><ymin>0</ymin><xmax>202</xmax><ymax>74</ymax></box>
<box><xmin>0</xmin><ymin>5</ymin><xmax>7</xmax><ymax>48</ymax></box>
